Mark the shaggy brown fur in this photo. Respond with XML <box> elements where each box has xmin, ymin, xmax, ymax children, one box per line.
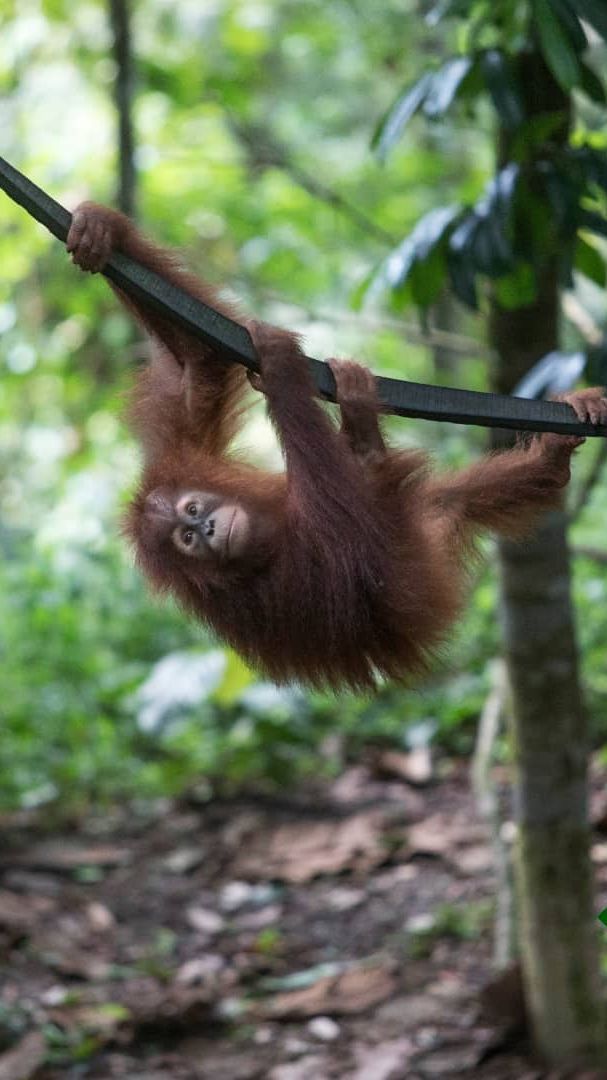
<box><xmin>67</xmin><ymin>202</ymin><xmax>604</xmax><ymax>691</ymax></box>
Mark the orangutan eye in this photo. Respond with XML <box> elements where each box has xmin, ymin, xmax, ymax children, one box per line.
<box><xmin>186</xmin><ymin>503</ymin><xmax>198</xmax><ymax>517</ymax></box>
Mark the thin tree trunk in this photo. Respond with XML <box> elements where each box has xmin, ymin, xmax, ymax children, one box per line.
<box><xmin>108</xmin><ymin>0</ymin><xmax>136</xmax><ymax>218</ymax></box>
<box><xmin>490</xmin><ymin>53</ymin><xmax>604</xmax><ymax>1066</ymax></box>
<box><xmin>431</xmin><ymin>289</ymin><xmax>459</xmax><ymax>379</ymax></box>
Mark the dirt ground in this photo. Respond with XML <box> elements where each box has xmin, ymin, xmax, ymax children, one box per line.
<box><xmin>1</xmin><ymin>755</ymin><xmax>606</xmax><ymax>1080</ymax></box>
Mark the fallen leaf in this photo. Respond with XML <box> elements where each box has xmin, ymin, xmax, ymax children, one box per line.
<box><xmin>261</xmin><ymin>959</ymin><xmax>397</xmax><ymax>1018</ymax></box>
<box><xmin>48</xmin><ymin>1002</ymin><xmax>130</xmax><ymax>1039</ymax></box>
<box><xmin>268</xmin><ymin>1056</ymin><xmax>328</xmax><ymax>1080</ymax></box>
<box><xmin>185</xmin><ymin>907</ymin><xmax>225</xmax><ymax>935</ymax></box>
<box><xmin>235</xmin><ymin>812</ymin><xmax>392</xmax><ymax>883</ymax></box>
<box><xmin>351</xmin><ymin>1036</ymin><xmax>413</xmax><ymax>1080</ymax></box>
<box><xmin>326</xmin><ymin>886</ymin><xmax>364</xmax><ymax>911</ymax></box>
<box><xmin>330</xmin><ymin>766</ymin><xmax>424</xmax><ymax>814</ymax></box>
<box><xmin>407</xmin><ymin>817</ymin><xmax>451</xmax><ymax>857</ymax></box>
<box><xmin>376</xmin><ymin>992</ymin><xmax>446</xmax><ymax>1034</ymax></box>
<box><xmin>411</xmin><ymin>1043</ymin><xmax>478</xmax><ymax>1075</ymax></box>
<box><xmin>375</xmin><ymin>748</ymin><xmax>433</xmax><ymax>787</ymax></box>
<box><xmin>119</xmin><ymin>978</ymin><xmax>215</xmax><ymax>1031</ymax></box>
<box><xmin>0</xmin><ymin>1032</ymin><xmax>45</xmax><ymax>1080</ymax></box>
<box><xmin>0</xmin><ymin>889</ymin><xmax>54</xmax><ymax>932</ymax></box>
<box><xmin>306</xmin><ymin>1016</ymin><xmax>340</xmax><ymax>1041</ymax></box>
<box><xmin>42</xmin><ymin>946</ymin><xmax>113</xmax><ymax>980</ymax></box>
<box><xmin>0</xmin><ymin>843</ymin><xmax>130</xmax><ymax>871</ymax></box>
<box><xmin>451</xmin><ymin>844</ymin><xmax>493</xmax><ymax>876</ymax></box>
<box><xmin>163</xmin><ymin>847</ymin><xmax>205</xmax><ymax>874</ymax></box>
<box><xmin>86</xmin><ymin>902</ymin><xmax>115</xmax><ymax>932</ymax></box>
<box><xmin>175</xmin><ymin>955</ymin><xmax>227</xmax><ymax>986</ymax></box>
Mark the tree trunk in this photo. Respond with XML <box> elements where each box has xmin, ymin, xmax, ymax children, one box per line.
<box><xmin>490</xmin><ymin>54</ymin><xmax>604</xmax><ymax>1066</ymax></box>
<box><xmin>108</xmin><ymin>0</ymin><xmax>137</xmax><ymax>218</ymax></box>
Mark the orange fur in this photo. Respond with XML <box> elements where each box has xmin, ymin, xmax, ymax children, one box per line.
<box><xmin>69</xmin><ymin>204</ymin><xmax>586</xmax><ymax>691</ymax></box>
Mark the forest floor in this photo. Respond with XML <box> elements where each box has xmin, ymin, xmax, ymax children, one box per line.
<box><xmin>1</xmin><ymin>755</ymin><xmax>606</xmax><ymax>1080</ymax></box>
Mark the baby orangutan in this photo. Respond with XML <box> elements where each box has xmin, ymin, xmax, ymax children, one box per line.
<box><xmin>67</xmin><ymin>202</ymin><xmax>607</xmax><ymax>691</ymax></box>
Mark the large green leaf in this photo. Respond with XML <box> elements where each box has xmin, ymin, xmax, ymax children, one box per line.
<box><xmin>373</xmin><ymin>206</ymin><xmax>459</xmax><ymax>292</ymax></box>
<box><xmin>480</xmin><ymin>50</ymin><xmax>525</xmax><ymax>129</ymax></box>
<box><xmin>573</xmin><ymin>0</ymin><xmax>607</xmax><ymax>42</ymax></box>
<box><xmin>533</xmin><ymin>0</ymin><xmax>582</xmax><ymax>91</ymax></box>
<box><xmin>449</xmin><ymin>212</ymin><xmax>481</xmax><ymax>258</ymax></box>
<box><xmin>573</xmin><ymin>148</ymin><xmax>607</xmax><ymax>193</ymax></box>
<box><xmin>494</xmin><ymin>163</ymin><xmax>520</xmax><ymax>216</ymax></box>
<box><xmin>372</xmin><ymin>73</ymin><xmax>433</xmax><ymax>161</ymax></box>
<box><xmin>550</xmin><ymin>0</ymin><xmax>588</xmax><ymax>52</ymax></box>
<box><xmin>406</xmin><ymin>204</ymin><xmax>461</xmax><ymax>262</ymax></box>
<box><xmin>514</xmin><ymin>350</ymin><xmax>587</xmax><ymax>398</ymax></box>
<box><xmin>423</xmin><ymin>56</ymin><xmax>474</xmax><ymax>118</ymax></box>
<box><xmin>426</xmin><ymin>0</ymin><xmax>472</xmax><ymax>25</ymax></box>
<box><xmin>579</xmin><ymin>61</ymin><xmax>607</xmax><ymax>105</ymax></box>
<box><xmin>450</xmin><ymin>210</ymin><xmax>512</xmax><ymax>280</ymax></box>
<box><xmin>478</xmin><ymin>216</ymin><xmax>514</xmax><ymax>276</ymax></box>
<box><xmin>409</xmin><ymin>246</ymin><xmax>448</xmax><ymax>308</ymax></box>
<box><xmin>587</xmin><ymin>341</ymin><xmax>607</xmax><ymax>386</ymax></box>
<box><xmin>486</xmin><ymin>164</ymin><xmax>519</xmax><ymax>257</ymax></box>
<box><xmin>578</xmin><ymin>210</ymin><xmax>607</xmax><ymax>239</ymax></box>
<box><xmin>447</xmin><ymin>249</ymin><xmax>478</xmax><ymax>310</ymax></box>
<box><xmin>574</xmin><ymin>236</ymin><xmax>607</xmax><ymax>287</ymax></box>
<box><xmin>375</xmin><ymin>236</ymin><xmax>418</xmax><ymax>295</ymax></box>
<box><xmin>447</xmin><ymin>166</ymin><xmax>518</xmax><ymax>280</ymax></box>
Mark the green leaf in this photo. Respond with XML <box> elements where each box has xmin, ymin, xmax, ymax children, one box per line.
<box><xmin>449</xmin><ymin>212</ymin><xmax>480</xmax><ymax>257</ymax></box>
<box><xmin>448</xmin><ymin>168</ymin><xmax>519</xmax><ymax>281</ymax></box>
<box><xmin>447</xmin><ymin>246</ymin><xmax>479</xmax><ymax>310</ymax></box>
<box><xmin>367</xmin><ymin>207</ymin><xmax>460</xmax><ymax>311</ymax></box>
<box><xmin>573</xmin><ymin>148</ymin><xmax>607</xmax><ymax>192</ymax></box>
<box><xmin>550</xmin><ymin>0</ymin><xmax>588</xmax><ymax>52</ymax></box>
<box><xmin>213</xmin><ymin>651</ymin><xmax>255</xmax><ymax>706</ymax></box>
<box><xmin>494</xmin><ymin>163</ymin><xmax>520</xmax><ymax>217</ymax></box>
<box><xmin>371</xmin><ymin>206</ymin><xmax>459</xmax><ymax>294</ymax></box>
<box><xmin>451</xmin><ymin>179</ymin><xmax>515</xmax><ymax>277</ymax></box>
<box><xmin>475</xmin><ymin>216</ymin><xmax>514</xmax><ymax>276</ymax></box>
<box><xmin>372</xmin><ymin>74</ymin><xmax>432</xmax><ymax>160</ymax></box>
<box><xmin>514</xmin><ymin>350</ymin><xmax>587</xmax><ymax>398</ymax></box>
<box><xmin>587</xmin><ymin>342</ymin><xmax>607</xmax><ymax>385</ymax></box>
<box><xmin>533</xmin><ymin>0</ymin><xmax>582</xmax><ymax>91</ymax></box>
<box><xmin>426</xmin><ymin>0</ymin><xmax>470</xmax><ymax>25</ymax></box>
<box><xmin>579</xmin><ymin>62</ymin><xmax>607</xmax><ymax>105</ymax></box>
<box><xmin>475</xmin><ymin>165</ymin><xmax>519</xmax><ymax>272</ymax></box>
<box><xmin>574</xmin><ymin>236</ymin><xmax>607</xmax><ymax>287</ymax></box>
<box><xmin>406</xmin><ymin>205</ymin><xmax>461</xmax><ymax>262</ymax></box>
<box><xmin>376</xmin><ymin>235</ymin><xmax>418</xmax><ymax>292</ymax></box>
<box><xmin>409</xmin><ymin>246</ymin><xmax>448</xmax><ymax>308</ymax></box>
<box><xmin>578</xmin><ymin>210</ymin><xmax>607</xmax><ymax>239</ymax></box>
<box><xmin>480</xmin><ymin>50</ymin><xmax>525</xmax><ymax>129</ymax></box>
<box><xmin>423</xmin><ymin>56</ymin><xmax>474</xmax><ymax>118</ymax></box>
<box><xmin>469</xmin><ymin>218</ymin><xmax>499</xmax><ymax>275</ymax></box>
<box><xmin>574</xmin><ymin>0</ymin><xmax>607</xmax><ymax>42</ymax></box>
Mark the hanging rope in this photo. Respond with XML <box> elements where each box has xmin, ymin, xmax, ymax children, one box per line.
<box><xmin>0</xmin><ymin>154</ymin><xmax>604</xmax><ymax>437</ymax></box>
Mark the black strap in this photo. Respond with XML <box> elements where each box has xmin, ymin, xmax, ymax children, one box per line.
<box><xmin>0</xmin><ymin>154</ymin><xmax>603</xmax><ymax>437</ymax></box>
